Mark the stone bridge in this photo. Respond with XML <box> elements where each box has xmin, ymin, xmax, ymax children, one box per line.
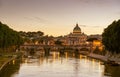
<box><xmin>20</xmin><ymin>44</ymin><xmax>91</xmax><ymax>51</ymax></box>
<box><xmin>20</xmin><ymin>45</ymin><xmax>92</xmax><ymax>56</ymax></box>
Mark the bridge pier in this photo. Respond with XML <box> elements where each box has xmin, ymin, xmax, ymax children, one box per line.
<box><xmin>58</xmin><ymin>47</ymin><xmax>65</xmax><ymax>55</ymax></box>
<box><xmin>59</xmin><ymin>49</ymin><xmax>65</xmax><ymax>55</ymax></box>
<box><xmin>44</xmin><ymin>47</ymin><xmax>51</xmax><ymax>56</ymax></box>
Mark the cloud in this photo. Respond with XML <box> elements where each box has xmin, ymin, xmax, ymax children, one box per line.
<box><xmin>79</xmin><ymin>25</ymin><xmax>86</xmax><ymax>27</ymax></box>
<box><xmin>24</xmin><ymin>17</ymin><xmax>49</xmax><ymax>23</ymax></box>
<box><xmin>34</xmin><ymin>17</ymin><xmax>48</xmax><ymax>23</ymax></box>
<box><xmin>79</xmin><ymin>24</ymin><xmax>101</xmax><ymax>28</ymax></box>
<box><xmin>24</xmin><ymin>17</ymin><xmax>33</xmax><ymax>21</ymax></box>
<box><xmin>76</xmin><ymin>0</ymin><xmax>113</xmax><ymax>4</ymax></box>
<box><xmin>91</xmin><ymin>26</ymin><xmax>101</xmax><ymax>28</ymax></box>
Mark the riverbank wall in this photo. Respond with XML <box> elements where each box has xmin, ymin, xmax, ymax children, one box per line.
<box><xmin>0</xmin><ymin>56</ymin><xmax>16</xmax><ymax>73</ymax></box>
<box><xmin>87</xmin><ymin>53</ymin><xmax>120</xmax><ymax>65</ymax></box>
<box><xmin>87</xmin><ymin>53</ymin><xmax>108</xmax><ymax>62</ymax></box>
<box><xmin>0</xmin><ymin>52</ymin><xmax>22</xmax><ymax>73</ymax></box>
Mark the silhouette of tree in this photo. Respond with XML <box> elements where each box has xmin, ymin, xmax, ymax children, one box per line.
<box><xmin>0</xmin><ymin>21</ymin><xmax>24</xmax><ymax>51</ymax></box>
<box><xmin>102</xmin><ymin>19</ymin><xmax>120</xmax><ymax>53</ymax></box>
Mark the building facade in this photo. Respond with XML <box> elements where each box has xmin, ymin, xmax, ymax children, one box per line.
<box><xmin>65</xmin><ymin>23</ymin><xmax>87</xmax><ymax>46</ymax></box>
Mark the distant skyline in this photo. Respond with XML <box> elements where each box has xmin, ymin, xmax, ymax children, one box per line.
<box><xmin>0</xmin><ymin>0</ymin><xmax>120</xmax><ymax>36</ymax></box>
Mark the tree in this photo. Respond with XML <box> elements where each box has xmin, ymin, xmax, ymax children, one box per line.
<box><xmin>102</xmin><ymin>19</ymin><xmax>120</xmax><ymax>53</ymax></box>
<box><xmin>87</xmin><ymin>38</ymin><xmax>98</xmax><ymax>42</ymax></box>
<box><xmin>37</xmin><ymin>31</ymin><xmax>44</xmax><ymax>36</ymax></box>
<box><xmin>55</xmin><ymin>40</ymin><xmax>62</xmax><ymax>46</ymax></box>
<box><xmin>0</xmin><ymin>21</ymin><xmax>24</xmax><ymax>51</ymax></box>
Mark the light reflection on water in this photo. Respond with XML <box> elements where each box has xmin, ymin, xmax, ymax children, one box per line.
<box><xmin>0</xmin><ymin>51</ymin><xmax>120</xmax><ymax>77</ymax></box>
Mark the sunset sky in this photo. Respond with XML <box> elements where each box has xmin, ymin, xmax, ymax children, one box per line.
<box><xmin>0</xmin><ymin>0</ymin><xmax>120</xmax><ymax>36</ymax></box>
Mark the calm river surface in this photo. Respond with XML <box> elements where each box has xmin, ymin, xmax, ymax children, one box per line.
<box><xmin>0</xmin><ymin>51</ymin><xmax>120</xmax><ymax>77</ymax></box>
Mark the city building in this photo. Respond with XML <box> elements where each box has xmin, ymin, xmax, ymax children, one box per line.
<box><xmin>87</xmin><ymin>34</ymin><xmax>103</xmax><ymax>51</ymax></box>
<box><xmin>88</xmin><ymin>34</ymin><xmax>102</xmax><ymax>40</ymax></box>
<box><xmin>64</xmin><ymin>23</ymin><xmax>87</xmax><ymax>46</ymax></box>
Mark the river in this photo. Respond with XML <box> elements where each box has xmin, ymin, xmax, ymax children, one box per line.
<box><xmin>0</xmin><ymin>51</ymin><xmax>120</xmax><ymax>77</ymax></box>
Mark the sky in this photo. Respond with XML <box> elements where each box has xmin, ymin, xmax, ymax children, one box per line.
<box><xmin>0</xmin><ymin>0</ymin><xmax>120</xmax><ymax>36</ymax></box>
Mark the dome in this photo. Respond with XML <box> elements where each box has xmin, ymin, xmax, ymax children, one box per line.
<box><xmin>73</xmin><ymin>23</ymin><xmax>81</xmax><ymax>34</ymax></box>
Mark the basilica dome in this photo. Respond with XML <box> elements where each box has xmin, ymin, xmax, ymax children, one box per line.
<box><xmin>73</xmin><ymin>23</ymin><xmax>81</xmax><ymax>34</ymax></box>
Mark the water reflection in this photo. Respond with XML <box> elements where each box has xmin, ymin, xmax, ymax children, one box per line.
<box><xmin>104</xmin><ymin>64</ymin><xmax>120</xmax><ymax>77</ymax></box>
<box><xmin>0</xmin><ymin>51</ymin><xmax>120</xmax><ymax>77</ymax></box>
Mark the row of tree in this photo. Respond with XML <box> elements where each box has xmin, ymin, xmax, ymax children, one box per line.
<box><xmin>102</xmin><ymin>19</ymin><xmax>120</xmax><ymax>54</ymax></box>
<box><xmin>19</xmin><ymin>31</ymin><xmax>44</xmax><ymax>38</ymax></box>
<box><xmin>0</xmin><ymin>22</ymin><xmax>24</xmax><ymax>51</ymax></box>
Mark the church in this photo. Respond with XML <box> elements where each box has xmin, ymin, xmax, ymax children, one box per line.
<box><xmin>64</xmin><ymin>23</ymin><xmax>87</xmax><ymax>46</ymax></box>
